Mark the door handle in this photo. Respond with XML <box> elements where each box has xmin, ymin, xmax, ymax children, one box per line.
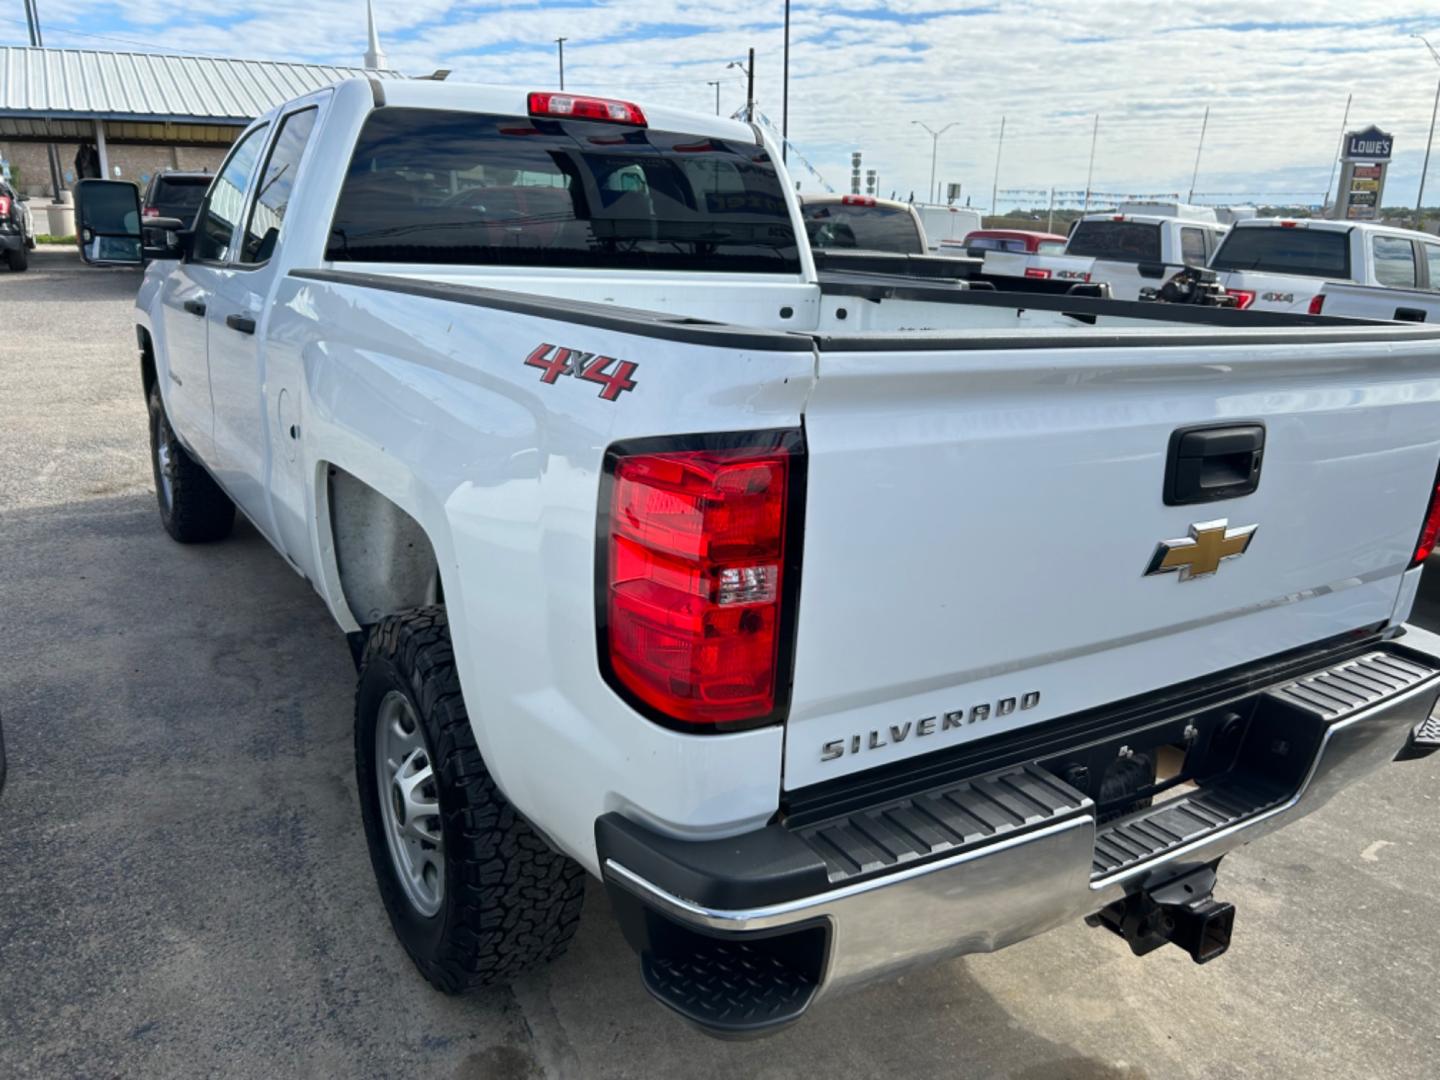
<box><xmin>225</xmin><ymin>313</ymin><xmax>257</xmax><ymax>335</ymax></box>
<box><xmin>183</xmin><ymin>299</ymin><xmax>207</xmax><ymax>317</ymax></box>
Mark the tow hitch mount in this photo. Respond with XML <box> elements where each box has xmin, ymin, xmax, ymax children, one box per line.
<box><xmin>1088</xmin><ymin>863</ymin><xmax>1234</xmax><ymax>964</ymax></box>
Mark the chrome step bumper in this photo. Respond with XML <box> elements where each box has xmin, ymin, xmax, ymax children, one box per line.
<box><xmin>599</xmin><ymin>626</ymin><xmax>1440</xmax><ymax>1035</ymax></box>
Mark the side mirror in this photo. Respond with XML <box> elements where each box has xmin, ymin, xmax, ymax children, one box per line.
<box><xmin>141</xmin><ymin>216</ymin><xmax>191</xmax><ymax>261</ymax></box>
<box><xmin>74</xmin><ymin>178</ymin><xmax>144</xmax><ymax>266</ymax></box>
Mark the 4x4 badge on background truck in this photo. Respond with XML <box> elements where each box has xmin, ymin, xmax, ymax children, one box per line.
<box><xmin>1145</xmin><ymin>519</ymin><xmax>1258</xmax><ymax>582</ymax></box>
<box><xmin>525</xmin><ymin>343</ymin><xmax>639</xmax><ymax>401</ymax></box>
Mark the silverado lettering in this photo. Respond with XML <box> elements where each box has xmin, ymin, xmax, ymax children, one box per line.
<box><xmin>820</xmin><ymin>691</ymin><xmax>1041</xmax><ymax>761</ymax></box>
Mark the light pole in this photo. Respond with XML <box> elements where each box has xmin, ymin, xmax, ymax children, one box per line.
<box><xmin>555</xmin><ymin>37</ymin><xmax>567</xmax><ymax>90</ymax></box>
<box><xmin>728</xmin><ymin>51</ymin><xmax>754</xmax><ymax>120</ymax></box>
<box><xmin>707</xmin><ymin>80</ymin><xmax>721</xmax><ymax>116</ymax></box>
<box><xmin>912</xmin><ymin>120</ymin><xmax>957</xmax><ymax>204</ymax></box>
<box><xmin>1413</xmin><ymin>34</ymin><xmax>1440</xmax><ymax>228</ymax></box>
<box><xmin>782</xmin><ymin>0</ymin><xmax>790</xmax><ymax>163</ymax></box>
<box><xmin>22</xmin><ymin>0</ymin><xmax>63</xmax><ymax>199</ymax></box>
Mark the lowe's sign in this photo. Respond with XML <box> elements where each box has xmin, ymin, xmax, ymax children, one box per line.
<box><xmin>1345</xmin><ymin>126</ymin><xmax>1394</xmax><ymax>161</ymax></box>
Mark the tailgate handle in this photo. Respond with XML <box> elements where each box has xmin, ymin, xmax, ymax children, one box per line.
<box><xmin>1164</xmin><ymin>423</ymin><xmax>1264</xmax><ymax>506</ymax></box>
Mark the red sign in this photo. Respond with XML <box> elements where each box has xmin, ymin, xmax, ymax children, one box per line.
<box><xmin>1353</xmin><ymin>164</ymin><xmax>1382</xmax><ymax>179</ymax></box>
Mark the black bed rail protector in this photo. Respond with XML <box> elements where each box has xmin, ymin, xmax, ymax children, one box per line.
<box><xmin>289</xmin><ymin>268</ymin><xmax>816</xmax><ymax>352</ymax></box>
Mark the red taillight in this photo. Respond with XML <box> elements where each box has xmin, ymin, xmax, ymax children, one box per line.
<box><xmin>0</xmin><ymin>195</ymin><xmax>10</xmax><ymax>216</ymax></box>
<box><xmin>528</xmin><ymin>91</ymin><xmax>646</xmax><ymax>126</ymax></box>
<box><xmin>1307</xmin><ymin>294</ymin><xmax>1325</xmax><ymax>315</ymax></box>
<box><xmin>841</xmin><ymin>195</ymin><xmax>876</xmax><ymax>207</ymax></box>
<box><xmin>142</xmin><ymin>206</ymin><xmax>159</xmax><ymax>218</ymax></box>
<box><xmin>1280</xmin><ymin>220</ymin><xmax>1298</xmax><ymax>228</ymax></box>
<box><xmin>603</xmin><ymin>438</ymin><xmax>799</xmax><ymax>728</ymax></box>
<box><xmin>1229</xmin><ymin>289</ymin><xmax>1256</xmax><ymax>310</ymax></box>
<box><xmin>1023</xmin><ymin>267</ymin><xmax>1052</xmax><ymax>279</ymax></box>
<box><xmin>1413</xmin><ymin>471</ymin><xmax>1440</xmax><ymax>567</ymax></box>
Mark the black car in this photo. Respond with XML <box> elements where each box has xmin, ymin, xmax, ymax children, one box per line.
<box><xmin>1</xmin><ymin>178</ymin><xmax>35</xmax><ymax>272</ymax></box>
<box><xmin>141</xmin><ymin>170</ymin><xmax>211</xmax><ymax>227</ymax></box>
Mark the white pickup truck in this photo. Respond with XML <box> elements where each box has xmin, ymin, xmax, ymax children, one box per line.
<box><xmin>75</xmin><ymin>78</ymin><xmax>1440</xmax><ymax>1038</ymax></box>
<box><xmin>1209</xmin><ymin>218</ymin><xmax>1440</xmax><ymax>321</ymax></box>
<box><xmin>984</xmin><ymin>209</ymin><xmax>1228</xmax><ymax>300</ymax></box>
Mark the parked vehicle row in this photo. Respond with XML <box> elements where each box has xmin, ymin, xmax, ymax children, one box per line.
<box><xmin>72</xmin><ymin>78</ymin><xmax>1440</xmax><ymax>1038</ymax></box>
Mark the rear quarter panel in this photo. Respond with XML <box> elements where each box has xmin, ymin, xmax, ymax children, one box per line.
<box><xmin>272</xmin><ymin>274</ymin><xmax>818</xmax><ymax>870</ymax></box>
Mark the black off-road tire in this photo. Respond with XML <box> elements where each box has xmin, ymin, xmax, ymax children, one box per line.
<box><xmin>355</xmin><ymin>607</ymin><xmax>586</xmax><ymax>992</ymax></box>
<box><xmin>147</xmin><ymin>383</ymin><xmax>235</xmax><ymax>542</ymax></box>
<box><xmin>4</xmin><ymin>245</ymin><xmax>27</xmax><ymax>272</ymax></box>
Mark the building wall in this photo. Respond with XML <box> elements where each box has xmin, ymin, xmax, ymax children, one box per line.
<box><xmin>0</xmin><ymin>141</ymin><xmax>227</xmax><ymax>197</ymax></box>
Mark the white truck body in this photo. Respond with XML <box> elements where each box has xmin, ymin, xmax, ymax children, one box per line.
<box><xmin>110</xmin><ymin>77</ymin><xmax>1440</xmax><ymax>1036</ymax></box>
<box><xmin>983</xmin><ymin>212</ymin><xmax>1227</xmax><ymax>300</ymax></box>
<box><xmin>911</xmin><ymin>202</ymin><xmax>983</xmax><ymax>254</ymax></box>
<box><xmin>1210</xmin><ymin>218</ymin><xmax>1440</xmax><ymax>317</ymax></box>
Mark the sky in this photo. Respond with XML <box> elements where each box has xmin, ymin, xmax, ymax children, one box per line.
<box><xmin>9</xmin><ymin>1</ymin><xmax>1440</xmax><ymax>210</ymax></box>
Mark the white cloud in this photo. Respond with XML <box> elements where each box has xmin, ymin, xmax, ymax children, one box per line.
<box><xmin>23</xmin><ymin>1</ymin><xmax>1440</xmax><ymax>206</ymax></box>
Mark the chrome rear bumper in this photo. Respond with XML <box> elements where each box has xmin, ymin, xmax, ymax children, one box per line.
<box><xmin>600</xmin><ymin>626</ymin><xmax>1440</xmax><ymax>1032</ymax></box>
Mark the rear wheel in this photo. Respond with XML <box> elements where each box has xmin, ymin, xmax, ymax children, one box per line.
<box><xmin>147</xmin><ymin>384</ymin><xmax>234</xmax><ymax>542</ymax></box>
<box><xmin>4</xmin><ymin>245</ymin><xmax>27</xmax><ymax>272</ymax></box>
<box><xmin>356</xmin><ymin>608</ymin><xmax>586</xmax><ymax>992</ymax></box>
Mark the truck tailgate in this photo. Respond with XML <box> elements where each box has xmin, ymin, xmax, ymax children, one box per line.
<box><xmin>784</xmin><ymin>328</ymin><xmax>1440</xmax><ymax>788</ymax></box>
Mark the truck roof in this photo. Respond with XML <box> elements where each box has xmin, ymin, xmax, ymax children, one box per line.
<box><xmin>800</xmin><ymin>194</ymin><xmax>913</xmax><ymax>213</ymax></box>
<box><xmin>1232</xmin><ymin>217</ymin><xmax>1436</xmax><ymax>241</ymax></box>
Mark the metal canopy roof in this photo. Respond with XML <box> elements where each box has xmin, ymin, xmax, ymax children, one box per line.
<box><xmin>0</xmin><ymin>46</ymin><xmax>403</xmax><ymax>125</ymax></box>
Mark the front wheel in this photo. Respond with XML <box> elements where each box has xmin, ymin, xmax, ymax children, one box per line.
<box><xmin>355</xmin><ymin>608</ymin><xmax>586</xmax><ymax>992</ymax></box>
<box><xmin>147</xmin><ymin>384</ymin><xmax>234</xmax><ymax>542</ymax></box>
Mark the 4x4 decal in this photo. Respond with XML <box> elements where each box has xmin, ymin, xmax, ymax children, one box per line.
<box><xmin>525</xmin><ymin>343</ymin><xmax>638</xmax><ymax>401</ymax></box>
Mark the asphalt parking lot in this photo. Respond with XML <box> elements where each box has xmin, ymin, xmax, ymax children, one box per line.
<box><xmin>2</xmin><ymin>245</ymin><xmax>1439</xmax><ymax>1078</ymax></box>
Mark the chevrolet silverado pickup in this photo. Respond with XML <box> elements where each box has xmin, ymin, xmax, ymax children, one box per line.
<box><xmin>79</xmin><ymin>78</ymin><xmax>1440</xmax><ymax>1038</ymax></box>
<box><xmin>1210</xmin><ymin>217</ymin><xmax>1440</xmax><ymax>317</ymax></box>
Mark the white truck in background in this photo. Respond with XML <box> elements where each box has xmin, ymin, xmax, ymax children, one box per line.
<box><xmin>72</xmin><ymin>77</ymin><xmax>1440</xmax><ymax>1038</ymax></box>
<box><xmin>911</xmin><ymin>201</ymin><xmax>983</xmax><ymax>254</ymax></box>
<box><xmin>1210</xmin><ymin>218</ymin><xmax>1440</xmax><ymax>320</ymax></box>
<box><xmin>983</xmin><ymin>206</ymin><xmax>1227</xmax><ymax>301</ymax></box>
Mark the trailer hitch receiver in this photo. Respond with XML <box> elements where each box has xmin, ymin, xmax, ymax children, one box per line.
<box><xmin>1088</xmin><ymin>864</ymin><xmax>1234</xmax><ymax>965</ymax></box>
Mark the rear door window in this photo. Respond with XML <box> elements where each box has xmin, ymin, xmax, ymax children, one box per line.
<box><xmin>328</xmin><ymin>109</ymin><xmax>799</xmax><ymax>272</ymax></box>
<box><xmin>1065</xmin><ymin>220</ymin><xmax>1162</xmax><ymax>263</ymax></box>
<box><xmin>1180</xmin><ymin>227</ymin><xmax>1207</xmax><ymax>267</ymax></box>
<box><xmin>240</xmin><ymin>107</ymin><xmax>318</xmax><ymax>265</ymax></box>
<box><xmin>1210</xmin><ymin>227</ymin><xmax>1351</xmax><ymax>279</ymax></box>
<box><xmin>1372</xmin><ymin>235</ymin><xmax>1418</xmax><ymax>288</ymax></box>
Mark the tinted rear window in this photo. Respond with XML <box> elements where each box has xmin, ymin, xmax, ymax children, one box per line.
<box><xmin>151</xmin><ymin>177</ymin><xmax>209</xmax><ymax>215</ymax></box>
<box><xmin>1210</xmin><ymin>227</ymin><xmax>1351</xmax><ymax>279</ymax></box>
<box><xmin>1065</xmin><ymin>220</ymin><xmax>1162</xmax><ymax>262</ymax></box>
<box><xmin>802</xmin><ymin>203</ymin><xmax>922</xmax><ymax>254</ymax></box>
<box><xmin>963</xmin><ymin>236</ymin><xmax>1025</xmax><ymax>253</ymax></box>
<box><xmin>327</xmin><ymin>108</ymin><xmax>799</xmax><ymax>272</ymax></box>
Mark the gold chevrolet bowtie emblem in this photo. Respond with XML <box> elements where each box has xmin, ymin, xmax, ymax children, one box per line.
<box><xmin>1145</xmin><ymin>519</ymin><xmax>1257</xmax><ymax>582</ymax></box>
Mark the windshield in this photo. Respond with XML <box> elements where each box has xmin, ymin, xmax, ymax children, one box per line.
<box><xmin>327</xmin><ymin>108</ymin><xmax>800</xmax><ymax>272</ymax></box>
<box><xmin>1210</xmin><ymin>227</ymin><xmax>1351</xmax><ymax>279</ymax></box>
<box><xmin>800</xmin><ymin>202</ymin><xmax>923</xmax><ymax>254</ymax></box>
<box><xmin>1065</xmin><ymin>220</ymin><xmax>1162</xmax><ymax>262</ymax></box>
